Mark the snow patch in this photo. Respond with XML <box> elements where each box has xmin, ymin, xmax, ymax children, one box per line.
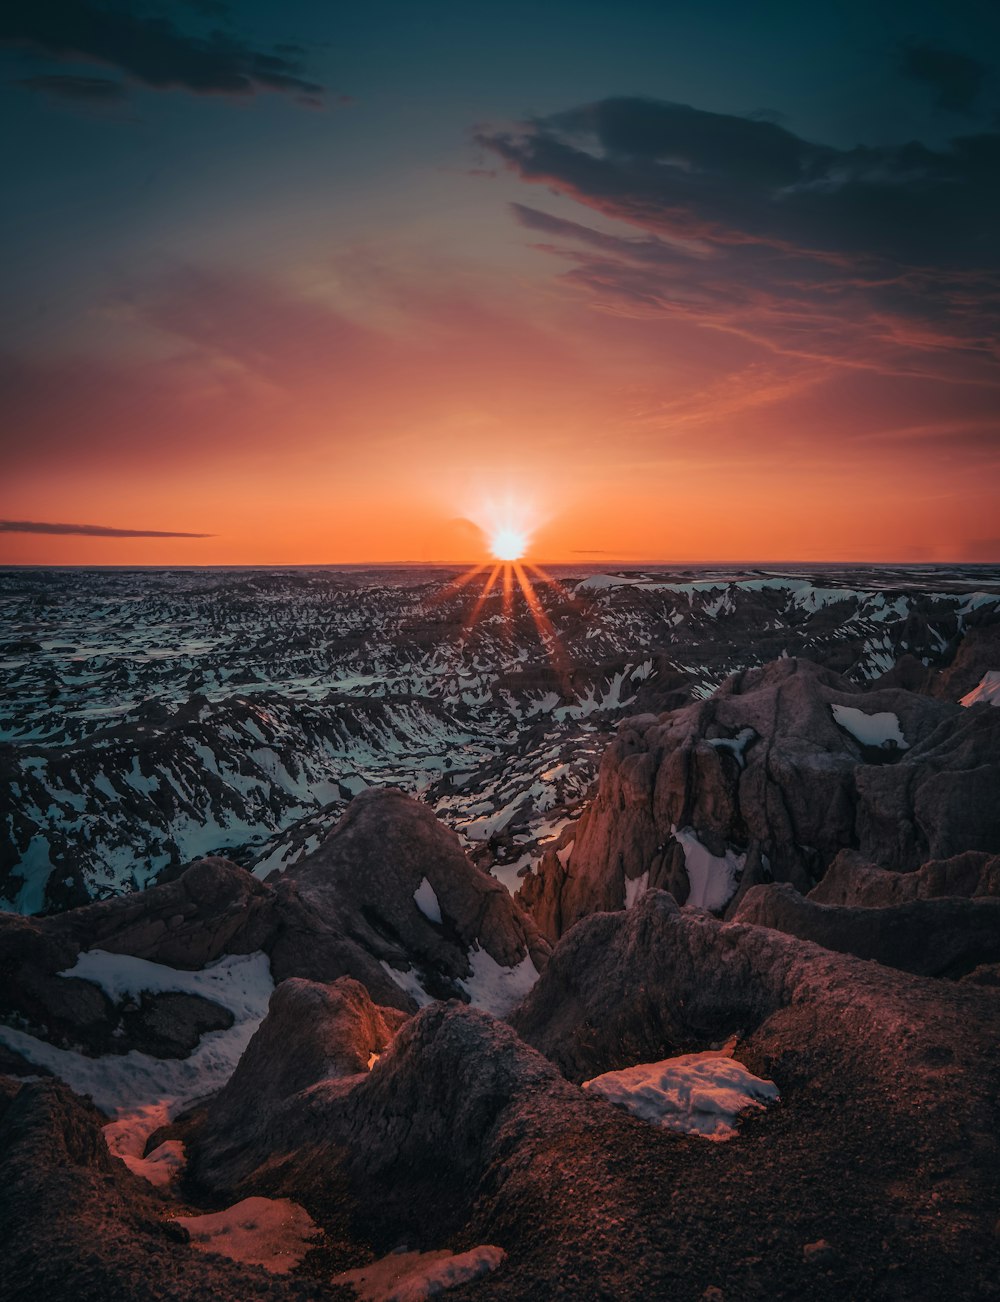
<box><xmin>103</xmin><ymin>1101</ymin><xmax>185</xmax><ymax>1187</ymax></box>
<box><xmin>830</xmin><ymin>703</ymin><xmax>909</xmax><ymax>750</ymax></box>
<box><xmin>172</xmin><ymin>1197</ymin><xmax>320</xmax><ymax>1274</ymax></box>
<box><xmin>624</xmin><ymin>871</ymin><xmax>649</xmax><ymax>909</ymax></box>
<box><xmin>379</xmin><ymin>960</ymin><xmax>434</xmax><ymax>1008</ymax></box>
<box><xmin>458</xmin><ymin>946</ymin><xmax>539</xmax><ymax>1017</ymax></box>
<box><xmin>672</xmin><ymin>827</ymin><xmax>743</xmax><ymax>911</ymax></box>
<box><xmin>332</xmin><ymin>1245</ymin><xmax>506</xmax><ymax>1301</ymax></box>
<box><xmin>960</xmin><ymin>671</ymin><xmax>1000</xmax><ymax>708</ymax></box>
<box><xmin>706</xmin><ymin>727</ymin><xmax>755</xmax><ymax>769</ymax></box>
<box><xmin>413</xmin><ymin>877</ymin><xmax>442</xmax><ymax>924</ymax></box>
<box><xmin>0</xmin><ymin>952</ymin><xmax>273</xmax><ymax>1123</ymax></box>
<box><xmin>583</xmin><ymin>1051</ymin><xmax>779</xmax><ymax>1140</ymax></box>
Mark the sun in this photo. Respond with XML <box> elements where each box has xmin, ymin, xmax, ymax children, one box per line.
<box><xmin>490</xmin><ymin>526</ymin><xmax>528</xmax><ymax>561</ymax></box>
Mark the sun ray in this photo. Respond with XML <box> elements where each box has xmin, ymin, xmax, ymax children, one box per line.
<box><xmin>513</xmin><ymin>562</ymin><xmax>572</xmax><ymax>683</ymax></box>
<box><xmin>424</xmin><ymin>562</ymin><xmax>490</xmax><ymax>612</ymax></box>
<box><xmin>462</xmin><ymin>562</ymin><xmax>502</xmax><ymax>634</ymax></box>
<box><xmin>502</xmin><ymin>562</ymin><xmax>514</xmax><ymax>618</ymax></box>
<box><xmin>524</xmin><ymin>561</ymin><xmax>580</xmax><ymax>607</ymax></box>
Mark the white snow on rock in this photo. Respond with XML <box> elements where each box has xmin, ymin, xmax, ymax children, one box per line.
<box><xmin>63</xmin><ymin>949</ymin><xmax>273</xmax><ymax>1022</ymax></box>
<box><xmin>413</xmin><ymin>877</ymin><xmax>443</xmax><ymax>924</ymax></box>
<box><xmin>457</xmin><ymin>946</ymin><xmax>539</xmax><ymax>1018</ymax></box>
<box><xmin>706</xmin><ymin>727</ymin><xmax>756</xmax><ymax>769</ymax></box>
<box><xmin>332</xmin><ymin>1245</ymin><xmax>506</xmax><ymax>1301</ymax></box>
<box><xmin>624</xmin><ymin>871</ymin><xmax>649</xmax><ymax>909</ymax></box>
<box><xmin>672</xmin><ymin>827</ymin><xmax>744</xmax><ymax>912</ymax></box>
<box><xmin>582</xmin><ymin>1051</ymin><xmax>779</xmax><ymax>1141</ymax></box>
<box><xmin>103</xmin><ymin>1101</ymin><xmax>186</xmax><ymax>1187</ymax></box>
<box><xmin>172</xmin><ymin>1197</ymin><xmax>320</xmax><ymax>1274</ymax></box>
<box><xmin>379</xmin><ymin>959</ymin><xmax>435</xmax><ymax>1008</ymax></box>
<box><xmin>960</xmin><ymin>671</ymin><xmax>1000</xmax><ymax>708</ymax></box>
<box><xmin>0</xmin><ymin>951</ymin><xmax>274</xmax><ymax>1173</ymax></box>
<box><xmin>830</xmin><ymin>703</ymin><xmax>909</xmax><ymax>750</ymax></box>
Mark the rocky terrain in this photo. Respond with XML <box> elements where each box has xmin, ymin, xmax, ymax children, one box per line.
<box><xmin>3</xmin><ymin>563</ymin><xmax>999</xmax><ymax>913</ymax></box>
<box><xmin>2</xmin><ymin>563</ymin><xmax>1000</xmax><ymax>1300</ymax></box>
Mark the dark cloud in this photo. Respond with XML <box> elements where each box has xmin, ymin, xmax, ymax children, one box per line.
<box><xmin>0</xmin><ymin>0</ymin><xmax>323</xmax><ymax>101</ymax></box>
<box><xmin>16</xmin><ymin>72</ymin><xmax>126</xmax><ymax>102</ymax></box>
<box><xmin>481</xmin><ymin>98</ymin><xmax>1000</xmax><ymax>267</ymax></box>
<box><xmin>479</xmin><ymin>98</ymin><xmax>1000</xmax><ymax>384</ymax></box>
<box><xmin>899</xmin><ymin>42</ymin><xmax>988</xmax><ymax>115</ymax></box>
<box><xmin>0</xmin><ymin>520</ymin><xmax>212</xmax><ymax>537</ymax></box>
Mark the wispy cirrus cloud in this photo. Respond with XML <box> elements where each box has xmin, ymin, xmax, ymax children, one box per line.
<box><xmin>0</xmin><ymin>520</ymin><xmax>212</xmax><ymax>537</ymax></box>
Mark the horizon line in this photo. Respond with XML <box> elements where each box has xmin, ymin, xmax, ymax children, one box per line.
<box><xmin>2</xmin><ymin>558</ymin><xmax>999</xmax><ymax>571</ymax></box>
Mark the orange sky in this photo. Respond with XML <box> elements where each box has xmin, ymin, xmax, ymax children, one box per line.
<box><xmin>4</xmin><ymin>40</ymin><xmax>999</xmax><ymax>565</ymax></box>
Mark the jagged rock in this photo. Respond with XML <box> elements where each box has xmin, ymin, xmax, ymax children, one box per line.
<box><xmin>809</xmin><ymin>849</ymin><xmax>1000</xmax><ymax>906</ymax></box>
<box><xmin>930</xmin><ymin>625</ymin><xmax>1000</xmax><ymax>703</ymax></box>
<box><xmin>0</xmin><ymin>909</ymin><xmax>234</xmax><ymax>1059</ymax></box>
<box><xmin>188</xmin><ymin>896</ymin><xmax>1000</xmax><ymax>1299</ymax></box>
<box><xmin>732</xmin><ymin>882</ymin><xmax>1000</xmax><ymax>977</ymax></box>
<box><xmin>0</xmin><ymin>790</ymin><xmax>548</xmax><ymax>1061</ymax></box>
<box><xmin>271</xmin><ymin>789</ymin><xmax>549</xmax><ymax>1004</ymax></box>
<box><xmin>191</xmin><ymin>976</ymin><xmax>406</xmax><ymax>1189</ymax></box>
<box><xmin>45</xmin><ymin>855</ymin><xmax>275</xmax><ymax>969</ymax></box>
<box><xmin>518</xmin><ymin>658</ymin><xmax>1000</xmax><ymax>941</ymax></box>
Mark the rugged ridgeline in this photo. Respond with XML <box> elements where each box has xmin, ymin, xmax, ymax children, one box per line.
<box><xmin>517</xmin><ymin>655</ymin><xmax>1000</xmax><ymax>941</ymax></box>
<box><xmin>3</xmin><ymin>655</ymin><xmax>1000</xmax><ymax>1296</ymax></box>
<box><xmin>3</xmin><ymin>859</ymin><xmax>1000</xmax><ymax>1298</ymax></box>
<box><xmin>2</xmin><ymin>564</ymin><xmax>1000</xmax><ymax>913</ymax></box>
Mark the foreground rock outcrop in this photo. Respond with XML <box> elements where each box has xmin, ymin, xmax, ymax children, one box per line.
<box><xmin>181</xmin><ymin>892</ymin><xmax>1000</xmax><ymax>1299</ymax></box>
<box><xmin>518</xmin><ymin>657</ymin><xmax>1000</xmax><ymax>941</ymax></box>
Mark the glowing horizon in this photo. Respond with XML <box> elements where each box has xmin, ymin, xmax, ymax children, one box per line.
<box><xmin>2</xmin><ymin>4</ymin><xmax>997</xmax><ymax>568</ymax></box>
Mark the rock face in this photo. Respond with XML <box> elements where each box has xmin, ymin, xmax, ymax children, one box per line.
<box><xmin>191</xmin><ymin>976</ymin><xmax>406</xmax><ymax>1191</ymax></box>
<box><xmin>733</xmin><ymin>883</ymin><xmax>1000</xmax><ymax>977</ymax></box>
<box><xmin>271</xmin><ymin>788</ymin><xmax>550</xmax><ymax>1004</ymax></box>
<box><xmin>0</xmin><ymin>790</ymin><xmax>547</xmax><ymax>1034</ymax></box>
<box><xmin>809</xmin><ymin>849</ymin><xmax>1000</xmax><ymax>906</ymax></box>
<box><xmin>518</xmin><ymin>658</ymin><xmax>1000</xmax><ymax>941</ymax></box>
<box><xmin>182</xmin><ymin>893</ymin><xmax>1000</xmax><ymax>1300</ymax></box>
<box><xmin>0</xmin><ymin>1080</ymin><xmax>320</xmax><ymax>1302</ymax></box>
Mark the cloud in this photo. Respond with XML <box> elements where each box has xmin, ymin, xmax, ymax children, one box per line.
<box><xmin>899</xmin><ymin>42</ymin><xmax>989</xmax><ymax>115</ymax></box>
<box><xmin>478</xmin><ymin>98</ymin><xmax>1000</xmax><ymax>389</ymax></box>
<box><xmin>16</xmin><ymin>72</ymin><xmax>126</xmax><ymax>102</ymax></box>
<box><xmin>480</xmin><ymin>97</ymin><xmax>1000</xmax><ymax>266</ymax></box>
<box><xmin>0</xmin><ymin>520</ymin><xmax>212</xmax><ymax>537</ymax></box>
<box><xmin>0</xmin><ymin>0</ymin><xmax>323</xmax><ymax>101</ymax></box>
